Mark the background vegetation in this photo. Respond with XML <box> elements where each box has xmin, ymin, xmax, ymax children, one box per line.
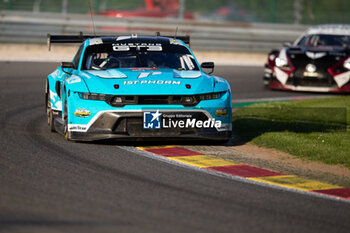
<box><xmin>1</xmin><ymin>0</ymin><xmax>350</xmax><ymax>24</ymax></box>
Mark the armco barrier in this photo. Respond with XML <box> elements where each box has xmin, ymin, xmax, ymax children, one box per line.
<box><xmin>0</xmin><ymin>11</ymin><xmax>308</xmax><ymax>52</ymax></box>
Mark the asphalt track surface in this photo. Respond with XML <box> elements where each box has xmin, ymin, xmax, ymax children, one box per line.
<box><xmin>0</xmin><ymin>62</ymin><xmax>349</xmax><ymax>233</ymax></box>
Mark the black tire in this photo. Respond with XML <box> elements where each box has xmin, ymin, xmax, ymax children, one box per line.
<box><xmin>46</xmin><ymin>89</ymin><xmax>55</xmax><ymax>132</ymax></box>
<box><xmin>263</xmin><ymin>77</ymin><xmax>271</xmax><ymax>89</ymax></box>
<box><xmin>63</xmin><ymin>95</ymin><xmax>71</xmax><ymax>141</ymax></box>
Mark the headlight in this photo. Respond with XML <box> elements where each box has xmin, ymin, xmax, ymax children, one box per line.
<box><xmin>269</xmin><ymin>54</ymin><xmax>276</xmax><ymax>61</ymax></box>
<box><xmin>198</xmin><ymin>91</ymin><xmax>225</xmax><ymax>101</ymax></box>
<box><xmin>78</xmin><ymin>92</ymin><xmax>109</xmax><ymax>101</ymax></box>
<box><xmin>77</xmin><ymin>91</ymin><xmax>227</xmax><ymax>107</ymax></box>
<box><xmin>344</xmin><ymin>57</ymin><xmax>350</xmax><ymax>70</ymax></box>
<box><xmin>275</xmin><ymin>57</ymin><xmax>288</xmax><ymax>67</ymax></box>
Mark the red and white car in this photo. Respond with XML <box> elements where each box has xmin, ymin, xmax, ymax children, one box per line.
<box><xmin>264</xmin><ymin>24</ymin><xmax>350</xmax><ymax>92</ymax></box>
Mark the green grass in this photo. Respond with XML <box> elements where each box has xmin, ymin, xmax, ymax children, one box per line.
<box><xmin>232</xmin><ymin>96</ymin><xmax>350</xmax><ymax>168</ymax></box>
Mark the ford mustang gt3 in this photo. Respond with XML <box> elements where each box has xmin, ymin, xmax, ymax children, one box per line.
<box><xmin>46</xmin><ymin>34</ymin><xmax>232</xmax><ymax>141</ymax></box>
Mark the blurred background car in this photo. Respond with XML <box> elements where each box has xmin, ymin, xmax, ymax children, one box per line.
<box><xmin>264</xmin><ymin>24</ymin><xmax>350</xmax><ymax>93</ymax></box>
<box><xmin>97</xmin><ymin>0</ymin><xmax>194</xmax><ymax>19</ymax></box>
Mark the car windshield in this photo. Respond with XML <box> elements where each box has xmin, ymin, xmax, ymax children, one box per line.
<box><xmin>297</xmin><ymin>34</ymin><xmax>350</xmax><ymax>48</ymax></box>
<box><xmin>82</xmin><ymin>43</ymin><xmax>199</xmax><ymax>71</ymax></box>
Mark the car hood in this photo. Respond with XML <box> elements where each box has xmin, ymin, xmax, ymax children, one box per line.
<box><xmin>284</xmin><ymin>46</ymin><xmax>350</xmax><ymax>68</ymax></box>
<box><xmin>77</xmin><ymin>68</ymin><xmax>220</xmax><ymax>95</ymax></box>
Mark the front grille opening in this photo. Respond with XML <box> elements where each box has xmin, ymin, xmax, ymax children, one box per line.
<box><xmin>107</xmin><ymin>95</ymin><xmax>201</xmax><ymax>107</ymax></box>
<box><xmin>172</xmin><ymin>96</ymin><xmax>181</xmax><ymax>101</ymax></box>
<box><xmin>125</xmin><ymin>96</ymin><xmax>135</xmax><ymax>101</ymax></box>
<box><xmin>287</xmin><ymin>77</ymin><xmax>337</xmax><ymax>87</ymax></box>
<box><xmin>112</xmin><ymin>116</ymin><xmax>200</xmax><ymax>136</ymax></box>
<box><xmin>139</xmin><ymin>95</ymin><xmax>169</xmax><ymax>105</ymax></box>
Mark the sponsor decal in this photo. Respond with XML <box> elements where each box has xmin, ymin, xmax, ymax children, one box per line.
<box><xmin>143</xmin><ymin>110</ymin><xmax>162</xmax><ymax>129</ymax></box>
<box><xmin>123</xmin><ymin>80</ymin><xmax>181</xmax><ymax>85</ymax></box>
<box><xmin>74</xmin><ymin>108</ymin><xmax>91</xmax><ymax>117</ymax></box>
<box><xmin>143</xmin><ymin>110</ymin><xmax>221</xmax><ymax>129</ymax></box>
<box><xmin>169</xmin><ymin>38</ymin><xmax>184</xmax><ymax>46</ymax></box>
<box><xmin>130</xmin><ymin>68</ymin><xmax>159</xmax><ymax>71</ymax></box>
<box><xmin>68</xmin><ymin>124</ymin><xmax>87</xmax><ymax>132</ymax></box>
<box><xmin>163</xmin><ymin>117</ymin><xmax>221</xmax><ymax>129</ymax></box>
<box><xmin>89</xmin><ymin>38</ymin><xmax>103</xmax><ymax>45</ymax></box>
<box><xmin>138</xmin><ymin>73</ymin><xmax>150</xmax><ymax>79</ymax></box>
<box><xmin>215</xmin><ymin>108</ymin><xmax>228</xmax><ymax>117</ymax></box>
<box><xmin>112</xmin><ymin>43</ymin><xmax>162</xmax><ymax>51</ymax></box>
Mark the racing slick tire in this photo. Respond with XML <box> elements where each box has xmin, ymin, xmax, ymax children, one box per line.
<box><xmin>63</xmin><ymin>94</ymin><xmax>71</xmax><ymax>141</ymax></box>
<box><xmin>46</xmin><ymin>88</ymin><xmax>55</xmax><ymax>132</ymax></box>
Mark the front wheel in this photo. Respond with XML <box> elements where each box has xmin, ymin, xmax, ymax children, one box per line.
<box><xmin>46</xmin><ymin>90</ymin><xmax>55</xmax><ymax>132</ymax></box>
<box><xmin>63</xmin><ymin>95</ymin><xmax>71</xmax><ymax>141</ymax></box>
<box><xmin>263</xmin><ymin>77</ymin><xmax>271</xmax><ymax>89</ymax></box>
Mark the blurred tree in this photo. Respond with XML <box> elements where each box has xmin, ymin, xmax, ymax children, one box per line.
<box><xmin>294</xmin><ymin>0</ymin><xmax>303</xmax><ymax>24</ymax></box>
<box><xmin>0</xmin><ymin>0</ymin><xmax>349</xmax><ymax>24</ymax></box>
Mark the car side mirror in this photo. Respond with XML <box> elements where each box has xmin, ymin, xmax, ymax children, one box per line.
<box><xmin>283</xmin><ymin>42</ymin><xmax>292</xmax><ymax>47</ymax></box>
<box><xmin>61</xmin><ymin>62</ymin><xmax>74</xmax><ymax>75</ymax></box>
<box><xmin>201</xmin><ymin>62</ymin><xmax>214</xmax><ymax>74</ymax></box>
<box><xmin>62</xmin><ymin>62</ymin><xmax>75</xmax><ymax>69</ymax></box>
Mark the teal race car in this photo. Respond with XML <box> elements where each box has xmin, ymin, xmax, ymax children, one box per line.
<box><xmin>46</xmin><ymin>34</ymin><xmax>232</xmax><ymax>141</ymax></box>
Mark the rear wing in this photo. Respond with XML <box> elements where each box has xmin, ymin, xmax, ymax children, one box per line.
<box><xmin>47</xmin><ymin>32</ymin><xmax>190</xmax><ymax>50</ymax></box>
<box><xmin>47</xmin><ymin>33</ymin><xmax>101</xmax><ymax>51</ymax></box>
